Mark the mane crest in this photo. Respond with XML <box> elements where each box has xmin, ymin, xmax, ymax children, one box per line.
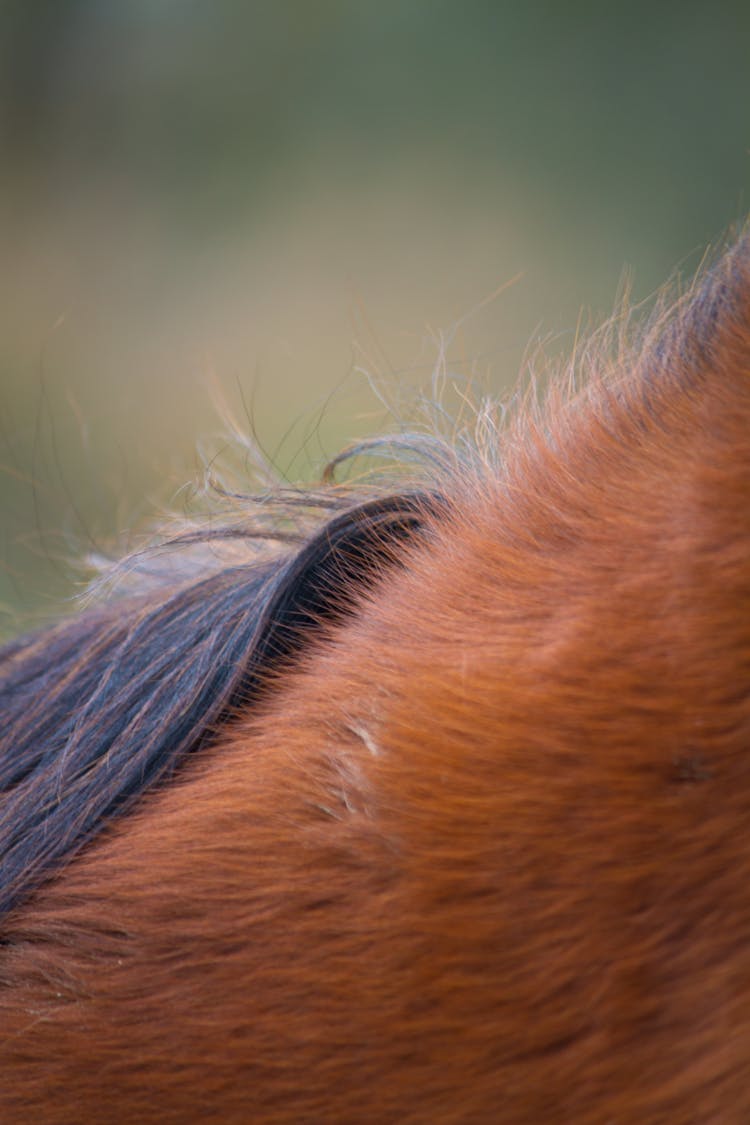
<box><xmin>1</xmin><ymin>226</ymin><xmax>749</xmax><ymax>926</ymax></box>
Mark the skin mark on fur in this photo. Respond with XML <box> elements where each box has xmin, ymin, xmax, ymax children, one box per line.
<box><xmin>344</xmin><ymin>720</ymin><xmax>381</xmax><ymax>757</ymax></box>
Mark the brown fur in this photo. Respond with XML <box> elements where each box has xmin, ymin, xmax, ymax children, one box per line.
<box><xmin>1</xmin><ymin>234</ymin><xmax>750</xmax><ymax>1122</ymax></box>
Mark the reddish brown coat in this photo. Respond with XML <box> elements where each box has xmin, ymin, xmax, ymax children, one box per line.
<box><xmin>1</xmin><ymin>236</ymin><xmax>749</xmax><ymax>1122</ymax></box>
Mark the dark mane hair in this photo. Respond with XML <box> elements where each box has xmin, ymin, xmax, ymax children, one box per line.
<box><xmin>0</xmin><ymin>488</ymin><xmax>440</xmax><ymax>921</ymax></box>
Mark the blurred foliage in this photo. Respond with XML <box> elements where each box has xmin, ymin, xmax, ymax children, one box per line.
<box><xmin>1</xmin><ymin>0</ymin><xmax>749</xmax><ymax>633</ymax></box>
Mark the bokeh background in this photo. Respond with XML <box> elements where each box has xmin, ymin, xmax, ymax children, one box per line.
<box><xmin>1</xmin><ymin>1</ymin><xmax>749</xmax><ymax>636</ymax></box>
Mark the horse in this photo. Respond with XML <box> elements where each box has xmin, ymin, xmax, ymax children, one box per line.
<box><xmin>1</xmin><ymin>232</ymin><xmax>749</xmax><ymax>1123</ymax></box>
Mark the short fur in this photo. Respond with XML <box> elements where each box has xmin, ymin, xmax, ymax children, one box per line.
<box><xmin>1</xmin><ymin>233</ymin><xmax>749</xmax><ymax>1123</ymax></box>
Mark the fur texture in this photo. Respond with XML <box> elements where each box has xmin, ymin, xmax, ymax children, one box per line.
<box><xmin>1</xmin><ymin>234</ymin><xmax>749</xmax><ymax>1122</ymax></box>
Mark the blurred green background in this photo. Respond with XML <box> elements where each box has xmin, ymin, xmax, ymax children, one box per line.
<box><xmin>1</xmin><ymin>1</ymin><xmax>749</xmax><ymax>636</ymax></box>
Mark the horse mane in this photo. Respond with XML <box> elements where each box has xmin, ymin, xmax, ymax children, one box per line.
<box><xmin>1</xmin><ymin>225</ymin><xmax>749</xmax><ymax>929</ymax></box>
<box><xmin>0</xmin><ymin>487</ymin><xmax>441</xmax><ymax>922</ymax></box>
